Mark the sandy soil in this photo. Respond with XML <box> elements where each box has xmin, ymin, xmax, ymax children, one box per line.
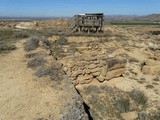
<box><xmin>0</xmin><ymin>41</ymin><xmax>61</xmax><ymax>120</ymax></box>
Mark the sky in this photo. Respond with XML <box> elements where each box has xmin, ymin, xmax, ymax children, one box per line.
<box><xmin>0</xmin><ymin>0</ymin><xmax>160</xmax><ymax>17</ymax></box>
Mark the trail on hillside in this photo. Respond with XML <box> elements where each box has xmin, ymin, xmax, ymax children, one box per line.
<box><xmin>0</xmin><ymin>41</ymin><xmax>61</xmax><ymax>120</ymax></box>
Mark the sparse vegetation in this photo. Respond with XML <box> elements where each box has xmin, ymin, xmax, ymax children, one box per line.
<box><xmin>49</xmin><ymin>63</ymin><xmax>64</xmax><ymax>81</ymax></box>
<box><xmin>0</xmin><ymin>43</ymin><xmax>17</xmax><ymax>53</ymax></box>
<box><xmin>27</xmin><ymin>56</ymin><xmax>46</xmax><ymax>69</ymax></box>
<box><xmin>35</xmin><ymin>66</ymin><xmax>51</xmax><ymax>77</ymax></box>
<box><xmin>50</xmin><ymin>40</ymin><xmax>64</xmax><ymax>59</ymax></box>
<box><xmin>56</xmin><ymin>36</ymin><xmax>68</xmax><ymax>45</ymax></box>
<box><xmin>115</xmin><ymin>96</ymin><xmax>130</xmax><ymax>113</ymax></box>
<box><xmin>41</xmin><ymin>37</ymin><xmax>51</xmax><ymax>49</ymax></box>
<box><xmin>100</xmin><ymin>85</ymin><xmax>113</xmax><ymax>93</ymax></box>
<box><xmin>1</xmin><ymin>18</ymin><xmax>160</xmax><ymax>120</ymax></box>
<box><xmin>138</xmin><ymin>111</ymin><xmax>148</xmax><ymax>120</ymax></box>
<box><xmin>35</xmin><ymin>62</ymin><xmax>64</xmax><ymax>81</ymax></box>
<box><xmin>24</xmin><ymin>36</ymin><xmax>40</xmax><ymax>51</ymax></box>
<box><xmin>68</xmin><ymin>44</ymin><xmax>77</xmax><ymax>54</ymax></box>
<box><xmin>0</xmin><ymin>29</ymin><xmax>15</xmax><ymax>42</ymax></box>
<box><xmin>84</xmin><ymin>85</ymin><xmax>100</xmax><ymax>94</ymax></box>
<box><xmin>13</xmin><ymin>31</ymin><xmax>29</xmax><ymax>38</ymax></box>
<box><xmin>129</xmin><ymin>90</ymin><xmax>147</xmax><ymax>105</ymax></box>
<box><xmin>150</xmin><ymin>111</ymin><xmax>160</xmax><ymax>120</ymax></box>
<box><xmin>25</xmin><ymin>52</ymin><xmax>39</xmax><ymax>58</ymax></box>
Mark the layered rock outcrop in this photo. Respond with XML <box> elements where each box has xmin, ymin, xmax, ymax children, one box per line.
<box><xmin>62</xmin><ymin>56</ymin><xmax>127</xmax><ymax>85</ymax></box>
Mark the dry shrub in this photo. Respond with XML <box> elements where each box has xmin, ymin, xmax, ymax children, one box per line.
<box><xmin>25</xmin><ymin>52</ymin><xmax>39</xmax><ymax>58</ymax></box>
<box><xmin>129</xmin><ymin>90</ymin><xmax>147</xmax><ymax>105</ymax></box>
<box><xmin>27</xmin><ymin>56</ymin><xmax>46</xmax><ymax>69</ymax></box>
<box><xmin>13</xmin><ymin>31</ymin><xmax>29</xmax><ymax>38</ymax></box>
<box><xmin>138</xmin><ymin>111</ymin><xmax>148</xmax><ymax>120</ymax></box>
<box><xmin>49</xmin><ymin>63</ymin><xmax>64</xmax><ymax>81</ymax></box>
<box><xmin>50</xmin><ymin>43</ymin><xmax>64</xmax><ymax>59</ymax></box>
<box><xmin>24</xmin><ymin>36</ymin><xmax>40</xmax><ymax>51</ymax></box>
<box><xmin>0</xmin><ymin>43</ymin><xmax>17</xmax><ymax>53</ymax></box>
<box><xmin>41</xmin><ymin>37</ymin><xmax>51</xmax><ymax>49</ymax></box>
<box><xmin>115</xmin><ymin>96</ymin><xmax>130</xmax><ymax>113</ymax></box>
<box><xmin>150</xmin><ymin>111</ymin><xmax>160</xmax><ymax>120</ymax></box>
<box><xmin>56</xmin><ymin>36</ymin><xmax>68</xmax><ymax>45</ymax></box>
<box><xmin>35</xmin><ymin>63</ymin><xmax>64</xmax><ymax>81</ymax></box>
<box><xmin>34</xmin><ymin>66</ymin><xmax>51</xmax><ymax>77</ymax></box>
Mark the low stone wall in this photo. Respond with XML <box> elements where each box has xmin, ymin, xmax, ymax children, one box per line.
<box><xmin>62</xmin><ymin>56</ymin><xmax>127</xmax><ymax>85</ymax></box>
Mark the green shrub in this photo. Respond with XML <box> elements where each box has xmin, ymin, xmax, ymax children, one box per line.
<box><xmin>129</xmin><ymin>90</ymin><xmax>147</xmax><ymax>105</ymax></box>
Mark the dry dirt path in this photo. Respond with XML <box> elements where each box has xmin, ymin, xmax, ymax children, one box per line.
<box><xmin>0</xmin><ymin>41</ymin><xmax>61</xmax><ymax>120</ymax></box>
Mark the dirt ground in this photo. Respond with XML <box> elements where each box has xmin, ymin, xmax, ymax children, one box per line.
<box><xmin>0</xmin><ymin>41</ymin><xmax>61</xmax><ymax>120</ymax></box>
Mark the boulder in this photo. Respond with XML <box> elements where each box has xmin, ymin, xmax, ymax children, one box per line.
<box><xmin>76</xmin><ymin>61</ymin><xmax>86</xmax><ymax>67</ymax></box>
<box><xmin>106</xmin><ymin>57</ymin><xmax>127</xmax><ymax>71</ymax></box>
<box><xmin>84</xmin><ymin>69</ymin><xmax>91</xmax><ymax>74</ymax></box>
<box><xmin>77</xmin><ymin>74</ymin><xmax>93</xmax><ymax>84</ymax></box>
<box><xmin>63</xmin><ymin>67</ymin><xmax>68</xmax><ymax>72</ymax></box>
<box><xmin>97</xmin><ymin>76</ymin><xmax>105</xmax><ymax>82</ymax></box>
<box><xmin>99</xmin><ymin>61</ymin><xmax>106</xmax><ymax>67</ymax></box>
<box><xmin>145</xmin><ymin>59</ymin><xmax>160</xmax><ymax>66</ymax></box>
<box><xmin>93</xmin><ymin>60</ymin><xmax>100</xmax><ymax>64</ymax></box>
<box><xmin>142</xmin><ymin>66</ymin><xmax>160</xmax><ymax>75</ymax></box>
<box><xmin>92</xmin><ymin>72</ymin><xmax>101</xmax><ymax>77</ymax></box>
<box><xmin>108</xmin><ymin>62</ymin><xmax>126</xmax><ymax>71</ymax></box>
<box><xmin>71</xmin><ymin>70</ymin><xmax>83</xmax><ymax>77</ymax></box>
<box><xmin>106</xmin><ymin>68</ymin><xmax>126</xmax><ymax>80</ymax></box>
<box><xmin>88</xmin><ymin>64</ymin><xmax>98</xmax><ymax>69</ymax></box>
<box><xmin>15</xmin><ymin>22</ymin><xmax>35</xmax><ymax>29</ymax></box>
<box><xmin>67</xmin><ymin>63</ymin><xmax>74</xmax><ymax>68</ymax></box>
<box><xmin>101</xmin><ymin>67</ymin><xmax>108</xmax><ymax>77</ymax></box>
<box><xmin>121</xmin><ymin>111</ymin><xmax>138</xmax><ymax>120</ymax></box>
<box><xmin>90</xmin><ymin>68</ymin><xmax>101</xmax><ymax>73</ymax></box>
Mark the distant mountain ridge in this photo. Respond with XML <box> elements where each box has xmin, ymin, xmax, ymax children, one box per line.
<box><xmin>0</xmin><ymin>14</ymin><xmax>160</xmax><ymax>22</ymax></box>
<box><xmin>105</xmin><ymin>14</ymin><xmax>160</xmax><ymax>22</ymax></box>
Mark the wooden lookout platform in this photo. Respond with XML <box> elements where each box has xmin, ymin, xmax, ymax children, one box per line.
<box><xmin>69</xmin><ymin>13</ymin><xmax>104</xmax><ymax>33</ymax></box>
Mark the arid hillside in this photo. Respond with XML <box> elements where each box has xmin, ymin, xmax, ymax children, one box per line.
<box><xmin>0</xmin><ymin>19</ymin><xmax>160</xmax><ymax>120</ymax></box>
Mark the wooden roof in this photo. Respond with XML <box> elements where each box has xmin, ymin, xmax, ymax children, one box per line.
<box><xmin>77</xmin><ymin>13</ymin><xmax>104</xmax><ymax>17</ymax></box>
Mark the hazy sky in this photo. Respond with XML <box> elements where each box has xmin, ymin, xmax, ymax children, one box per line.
<box><xmin>0</xmin><ymin>0</ymin><xmax>160</xmax><ymax>17</ymax></box>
